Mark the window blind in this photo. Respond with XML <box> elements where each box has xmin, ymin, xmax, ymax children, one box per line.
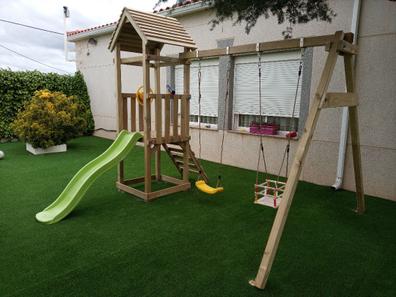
<box><xmin>233</xmin><ymin>51</ymin><xmax>302</xmax><ymax>118</ymax></box>
<box><xmin>175</xmin><ymin>59</ymin><xmax>219</xmax><ymax>117</ymax></box>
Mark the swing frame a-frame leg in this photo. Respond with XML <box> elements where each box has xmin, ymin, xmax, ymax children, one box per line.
<box><xmin>250</xmin><ymin>31</ymin><xmax>365</xmax><ymax>289</ymax></box>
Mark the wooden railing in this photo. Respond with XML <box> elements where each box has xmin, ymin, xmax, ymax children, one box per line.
<box><xmin>121</xmin><ymin>93</ymin><xmax>190</xmax><ymax>144</ymax></box>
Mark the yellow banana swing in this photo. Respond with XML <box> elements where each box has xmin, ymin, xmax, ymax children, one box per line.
<box><xmin>194</xmin><ymin>58</ymin><xmax>232</xmax><ymax>195</ymax></box>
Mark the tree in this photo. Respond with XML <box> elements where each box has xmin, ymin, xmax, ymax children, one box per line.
<box><xmin>156</xmin><ymin>0</ymin><xmax>336</xmax><ymax>38</ymax></box>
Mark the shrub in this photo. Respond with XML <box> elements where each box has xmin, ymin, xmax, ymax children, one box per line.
<box><xmin>0</xmin><ymin>70</ymin><xmax>94</xmax><ymax>140</ymax></box>
<box><xmin>11</xmin><ymin>90</ymin><xmax>87</xmax><ymax>148</ymax></box>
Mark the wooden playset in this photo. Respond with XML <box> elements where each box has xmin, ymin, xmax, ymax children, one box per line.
<box><xmin>109</xmin><ymin>8</ymin><xmax>365</xmax><ymax>290</ymax></box>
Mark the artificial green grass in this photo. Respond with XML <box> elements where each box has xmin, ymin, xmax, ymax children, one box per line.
<box><xmin>0</xmin><ymin>136</ymin><xmax>395</xmax><ymax>297</ymax></box>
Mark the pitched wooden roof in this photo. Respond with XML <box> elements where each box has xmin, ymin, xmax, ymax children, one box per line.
<box><xmin>108</xmin><ymin>8</ymin><xmax>196</xmax><ymax>53</ymax></box>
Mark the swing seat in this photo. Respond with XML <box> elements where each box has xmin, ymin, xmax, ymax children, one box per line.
<box><xmin>195</xmin><ymin>180</ymin><xmax>224</xmax><ymax>195</ymax></box>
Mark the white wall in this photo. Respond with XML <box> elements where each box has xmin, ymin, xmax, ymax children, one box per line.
<box><xmin>74</xmin><ymin>0</ymin><xmax>396</xmax><ymax>200</ymax></box>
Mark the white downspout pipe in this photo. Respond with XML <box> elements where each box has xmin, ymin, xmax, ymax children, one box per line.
<box><xmin>332</xmin><ymin>0</ymin><xmax>361</xmax><ymax>190</ymax></box>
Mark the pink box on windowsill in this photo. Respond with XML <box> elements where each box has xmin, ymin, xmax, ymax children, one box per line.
<box><xmin>249</xmin><ymin>122</ymin><xmax>279</xmax><ymax>135</ymax></box>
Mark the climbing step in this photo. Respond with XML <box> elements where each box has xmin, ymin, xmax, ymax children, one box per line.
<box><xmin>163</xmin><ymin>143</ymin><xmax>209</xmax><ymax>183</ymax></box>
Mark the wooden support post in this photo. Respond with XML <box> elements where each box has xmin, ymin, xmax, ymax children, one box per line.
<box><xmin>172</xmin><ymin>96</ymin><xmax>178</xmax><ymax>137</ymax></box>
<box><xmin>250</xmin><ymin>31</ymin><xmax>344</xmax><ymax>289</ymax></box>
<box><xmin>143</xmin><ymin>44</ymin><xmax>152</xmax><ymax>194</ymax></box>
<box><xmin>344</xmin><ymin>54</ymin><xmax>365</xmax><ymax>214</ymax></box>
<box><xmin>164</xmin><ymin>94</ymin><xmax>171</xmax><ymax>142</ymax></box>
<box><xmin>115</xmin><ymin>44</ymin><xmax>124</xmax><ymax>182</ymax></box>
<box><xmin>139</xmin><ymin>104</ymin><xmax>144</xmax><ymax>131</ymax></box>
<box><xmin>182</xmin><ymin>50</ymin><xmax>190</xmax><ymax>182</ymax></box>
<box><xmin>123</xmin><ymin>98</ymin><xmax>128</xmax><ymax>131</ymax></box>
<box><xmin>154</xmin><ymin>47</ymin><xmax>162</xmax><ymax>180</ymax></box>
<box><xmin>131</xmin><ymin>96</ymin><xmax>136</xmax><ymax>132</ymax></box>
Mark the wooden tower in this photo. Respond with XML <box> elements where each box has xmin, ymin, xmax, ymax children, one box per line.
<box><xmin>108</xmin><ymin>8</ymin><xmax>207</xmax><ymax>201</ymax></box>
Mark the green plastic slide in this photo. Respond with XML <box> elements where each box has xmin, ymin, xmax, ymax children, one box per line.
<box><xmin>35</xmin><ymin>130</ymin><xmax>142</xmax><ymax>224</ymax></box>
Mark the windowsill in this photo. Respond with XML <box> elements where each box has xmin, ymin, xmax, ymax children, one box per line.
<box><xmin>228</xmin><ymin>129</ymin><xmax>299</xmax><ymax>140</ymax></box>
<box><xmin>190</xmin><ymin>125</ymin><xmax>218</xmax><ymax>132</ymax></box>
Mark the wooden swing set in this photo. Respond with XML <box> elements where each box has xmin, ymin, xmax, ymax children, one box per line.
<box><xmin>109</xmin><ymin>8</ymin><xmax>364</xmax><ymax>290</ymax></box>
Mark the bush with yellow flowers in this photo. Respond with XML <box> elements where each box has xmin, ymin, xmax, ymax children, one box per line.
<box><xmin>11</xmin><ymin>89</ymin><xmax>87</xmax><ymax>148</ymax></box>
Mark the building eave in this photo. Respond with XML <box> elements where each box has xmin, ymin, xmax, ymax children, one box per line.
<box><xmin>156</xmin><ymin>1</ymin><xmax>211</xmax><ymax>18</ymax></box>
<box><xmin>67</xmin><ymin>24</ymin><xmax>116</xmax><ymax>42</ymax></box>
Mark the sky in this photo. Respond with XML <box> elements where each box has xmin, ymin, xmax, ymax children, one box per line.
<box><xmin>0</xmin><ymin>0</ymin><xmax>166</xmax><ymax>74</ymax></box>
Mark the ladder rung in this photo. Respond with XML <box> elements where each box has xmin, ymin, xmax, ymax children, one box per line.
<box><xmin>168</xmin><ymin>147</ymin><xmax>184</xmax><ymax>153</ymax></box>
<box><xmin>175</xmin><ymin>160</ymin><xmax>196</xmax><ymax>167</ymax></box>
<box><xmin>171</xmin><ymin>151</ymin><xmax>184</xmax><ymax>157</ymax></box>
<box><xmin>174</xmin><ymin>154</ymin><xmax>192</xmax><ymax>161</ymax></box>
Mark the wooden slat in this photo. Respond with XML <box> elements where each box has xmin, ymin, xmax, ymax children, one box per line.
<box><xmin>122</xmin><ymin>93</ymin><xmax>137</xmax><ymax>98</ymax></box>
<box><xmin>147</xmin><ymin>183</ymin><xmax>191</xmax><ymax>201</ymax></box>
<box><xmin>138</xmin><ymin>104</ymin><xmax>144</xmax><ymax>131</ymax></box>
<box><xmin>321</xmin><ymin>92</ymin><xmax>358</xmax><ymax>108</ymax></box>
<box><xmin>155</xmin><ymin>92</ymin><xmax>162</xmax><ymax>133</ymax></box>
<box><xmin>117</xmin><ymin>34</ymin><xmax>142</xmax><ymax>43</ymax></box>
<box><xmin>139</xmin><ymin>24</ymin><xmax>193</xmax><ymax>40</ymax></box>
<box><xmin>128</xmin><ymin>9</ymin><xmax>181</xmax><ymax>25</ymax></box>
<box><xmin>344</xmin><ymin>54</ymin><xmax>365</xmax><ymax>214</ymax></box>
<box><xmin>180</xmin><ymin>99</ymin><xmax>186</xmax><ymax>139</ymax></box>
<box><xmin>161</xmin><ymin>174</ymin><xmax>185</xmax><ymax>185</ymax></box>
<box><xmin>146</xmin><ymin>55</ymin><xmax>183</xmax><ymax>64</ymax></box>
<box><xmin>164</xmin><ymin>94</ymin><xmax>171</xmax><ymax>143</ymax></box>
<box><xmin>109</xmin><ymin>13</ymin><xmax>128</xmax><ymax>51</ymax></box>
<box><xmin>163</xmin><ymin>144</ymin><xmax>183</xmax><ymax>176</ymax></box>
<box><xmin>119</xmin><ymin>44</ymin><xmax>142</xmax><ymax>53</ymax></box>
<box><xmin>143</xmin><ymin>44</ymin><xmax>152</xmax><ymax>193</ymax></box>
<box><xmin>123</xmin><ymin>97</ymin><xmax>128</xmax><ymax>130</ymax></box>
<box><xmin>144</xmin><ymin>30</ymin><xmax>194</xmax><ymax>44</ymax></box>
<box><xmin>168</xmin><ymin>147</ymin><xmax>184</xmax><ymax>153</ymax></box>
<box><xmin>147</xmin><ymin>36</ymin><xmax>197</xmax><ymax>49</ymax></box>
<box><xmin>116</xmin><ymin>182</ymin><xmax>149</xmax><ymax>201</ymax></box>
<box><xmin>176</xmin><ymin>160</ymin><xmax>196</xmax><ymax>167</ymax></box>
<box><xmin>149</xmin><ymin>94</ymin><xmax>183</xmax><ymax>99</ymax></box>
<box><xmin>251</xmin><ymin>31</ymin><xmax>344</xmax><ymax>290</ymax></box>
<box><xmin>172</xmin><ymin>95</ymin><xmax>178</xmax><ymax>137</ymax></box>
<box><xmin>132</xmin><ymin>14</ymin><xmax>184</xmax><ymax>29</ymax></box>
<box><xmin>145</xmin><ymin>33</ymin><xmax>196</xmax><ymax>46</ymax></box>
<box><xmin>188</xmin><ymin>144</ymin><xmax>209</xmax><ymax>183</ymax></box>
<box><xmin>121</xmin><ymin>56</ymin><xmax>144</xmax><ymax>64</ymax></box>
<box><xmin>130</xmin><ymin>97</ymin><xmax>136</xmax><ymax>131</ymax></box>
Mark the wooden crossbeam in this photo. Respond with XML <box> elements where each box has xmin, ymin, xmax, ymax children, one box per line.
<box><xmin>179</xmin><ymin>33</ymin><xmax>355</xmax><ymax>60</ymax></box>
<box><xmin>321</xmin><ymin>92</ymin><xmax>358</xmax><ymax>108</ymax></box>
<box><xmin>121</xmin><ymin>55</ymin><xmax>183</xmax><ymax>66</ymax></box>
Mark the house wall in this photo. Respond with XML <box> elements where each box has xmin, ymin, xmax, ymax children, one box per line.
<box><xmin>73</xmin><ymin>0</ymin><xmax>396</xmax><ymax>200</ymax></box>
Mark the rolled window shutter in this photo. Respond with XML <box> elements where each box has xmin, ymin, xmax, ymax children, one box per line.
<box><xmin>175</xmin><ymin>59</ymin><xmax>219</xmax><ymax>117</ymax></box>
<box><xmin>233</xmin><ymin>51</ymin><xmax>302</xmax><ymax>118</ymax></box>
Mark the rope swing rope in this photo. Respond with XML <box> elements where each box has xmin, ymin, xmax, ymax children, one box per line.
<box><xmin>195</xmin><ymin>55</ymin><xmax>227</xmax><ymax>194</ymax></box>
<box><xmin>254</xmin><ymin>47</ymin><xmax>305</xmax><ymax>208</ymax></box>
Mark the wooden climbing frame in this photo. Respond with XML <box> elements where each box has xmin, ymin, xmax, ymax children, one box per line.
<box><xmin>109</xmin><ymin>8</ymin><xmax>208</xmax><ymax>201</ymax></box>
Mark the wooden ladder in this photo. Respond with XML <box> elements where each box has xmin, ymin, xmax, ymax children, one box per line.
<box><xmin>163</xmin><ymin>143</ymin><xmax>209</xmax><ymax>183</ymax></box>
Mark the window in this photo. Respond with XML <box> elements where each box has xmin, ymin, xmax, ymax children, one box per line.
<box><xmin>233</xmin><ymin>51</ymin><xmax>302</xmax><ymax>135</ymax></box>
<box><xmin>175</xmin><ymin>59</ymin><xmax>219</xmax><ymax>128</ymax></box>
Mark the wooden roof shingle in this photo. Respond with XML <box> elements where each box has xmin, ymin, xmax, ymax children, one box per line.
<box><xmin>109</xmin><ymin>8</ymin><xmax>196</xmax><ymax>52</ymax></box>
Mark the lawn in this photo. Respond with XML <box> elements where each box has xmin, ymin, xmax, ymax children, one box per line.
<box><xmin>1</xmin><ymin>136</ymin><xmax>395</xmax><ymax>297</ymax></box>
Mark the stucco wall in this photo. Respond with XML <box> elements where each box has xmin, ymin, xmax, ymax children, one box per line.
<box><xmin>73</xmin><ymin>0</ymin><xmax>396</xmax><ymax>200</ymax></box>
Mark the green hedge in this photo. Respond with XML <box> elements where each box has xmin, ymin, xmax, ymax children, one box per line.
<box><xmin>0</xmin><ymin>70</ymin><xmax>94</xmax><ymax>140</ymax></box>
